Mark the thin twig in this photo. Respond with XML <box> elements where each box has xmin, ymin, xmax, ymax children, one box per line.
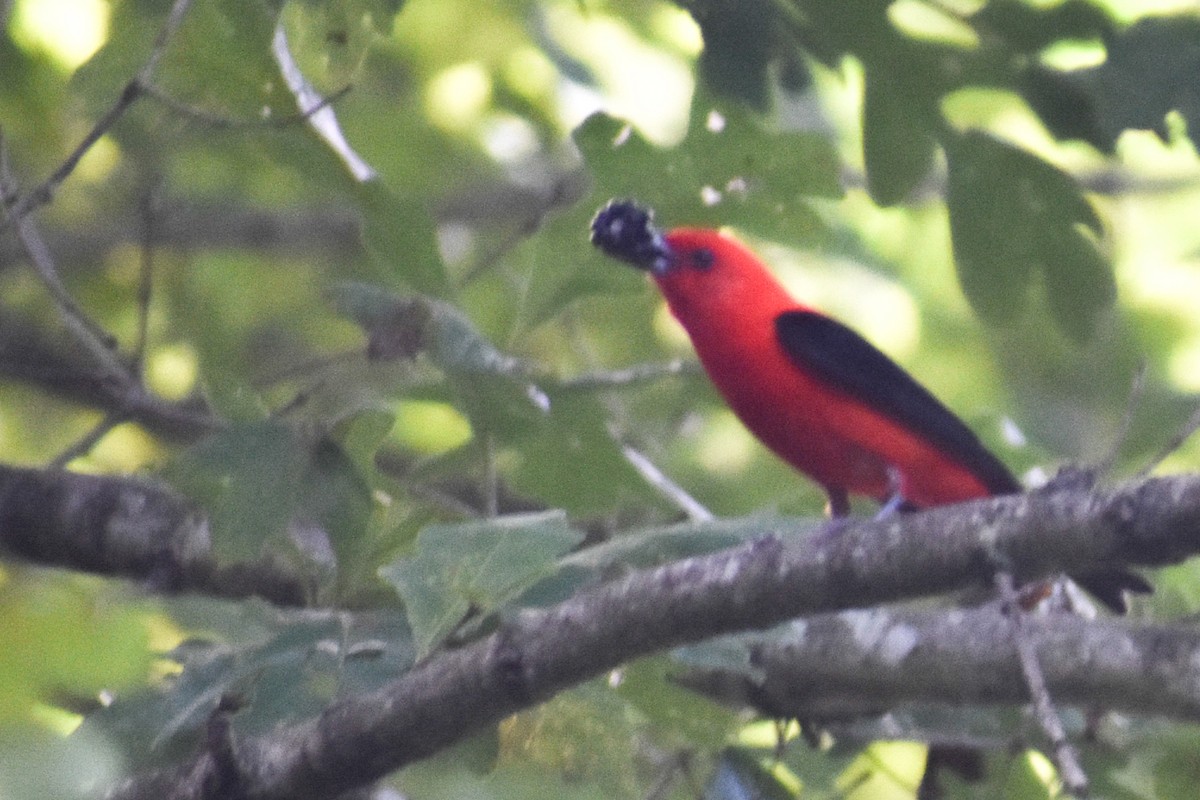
<box><xmin>995</xmin><ymin>571</ymin><xmax>1089</xmax><ymax>798</ymax></box>
<box><xmin>138</xmin><ymin>0</ymin><xmax>194</xmax><ymax>80</ymax></box>
<box><xmin>0</xmin><ymin>139</ymin><xmax>130</xmax><ymax>380</ymax></box>
<box><xmin>558</xmin><ymin>359</ymin><xmax>697</xmax><ymax>391</ymax></box>
<box><xmin>140</xmin><ymin>82</ymin><xmax>353</xmax><ymax>129</ymax></box>
<box><xmin>0</xmin><ymin>0</ymin><xmax>195</xmax><ymax>375</ymax></box>
<box><xmin>133</xmin><ymin>186</ymin><xmax>161</xmax><ymax>370</ymax></box>
<box><xmin>49</xmin><ymin>412</ymin><xmax>125</xmax><ymax>469</ymax></box>
<box><xmin>620</xmin><ymin>442</ymin><xmax>714</xmax><ymax>522</ymax></box>
<box><xmin>482</xmin><ymin>432</ymin><xmax>499</xmax><ymax>518</ymax></box>
<box><xmin>1093</xmin><ymin>361</ymin><xmax>1147</xmax><ymax>479</ymax></box>
<box><xmin>0</xmin><ymin>0</ymin><xmax>194</xmax><ymax>229</ymax></box>
<box><xmin>1139</xmin><ymin>403</ymin><xmax>1200</xmax><ymax>478</ymax></box>
<box><xmin>1</xmin><ymin>83</ymin><xmax>144</xmax><ymax>227</ymax></box>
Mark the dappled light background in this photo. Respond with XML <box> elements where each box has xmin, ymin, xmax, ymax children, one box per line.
<box><xmin>7</xmin><ymin>0</ymin><xmax>1200</xmax><ymax>797</ymax></box>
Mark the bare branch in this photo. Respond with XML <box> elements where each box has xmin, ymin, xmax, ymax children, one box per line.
<box><xmin>0</xmin><ymin>466</ymin><xmax>306</xmax><ymax>605</ymax></box>
<box><xmin>0</xmin><ymin>316</ymin><xmax>220</xmax><ymax>442</ymax></box>
<box><xmin>102</xmin><ymin>472</ymin><xmax>1200</xmax><ymax>800</ymax></box>
<box><xmin>692</xmin><ymin>604</ymin><xmax>1200</xmax><ymax>723</ymax></box>
<box><xmin>995</xmin><ymin>571</ymin><xmax>1088</xmax><ymax>797</ymax></box>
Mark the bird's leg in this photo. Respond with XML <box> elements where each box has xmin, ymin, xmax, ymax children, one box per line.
<box><xmin>825</xmin><ymin>487</ymin><xmax>851</xmax><ymax>518</ymax></box>
<box><xmin>874</xmin><ymin>466</ymin><xmax>909</xmax><ymax>520</ymax></box>
<box><xmin>808</xmin><ymin>487</ymin><xmax>851</xmax><ymax>545</ymax></box>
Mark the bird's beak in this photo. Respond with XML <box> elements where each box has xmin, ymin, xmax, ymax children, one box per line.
<box><xmin>590</xmin><ymin>200</ymin><xmax>674</xmax><ymax>275</ymax></box>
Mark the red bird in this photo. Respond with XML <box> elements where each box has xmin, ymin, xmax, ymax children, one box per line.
<box><xmin>591</xmin><ymin>199</ymin><xmax>1148</xmax><ymax>611</ymax></box>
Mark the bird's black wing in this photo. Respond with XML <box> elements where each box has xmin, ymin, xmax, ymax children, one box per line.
<box><xmin>774</xmin><ymin>309</ymin><xmax>1020</xmax><ymax>495</ymax></box>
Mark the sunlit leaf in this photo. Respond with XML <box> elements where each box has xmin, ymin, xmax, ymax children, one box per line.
<box><xmin>838</xmin><ymin>741</ymin><xmax>926</xmax><ymax>799</ymax></box>
<box><xmin>1023</xmin><ymin>17</ymin><xmax>1200</xmax><ymax>152</ymax></box>
<box><xmin>1002</xmin><ymin>750</ymin><xmax>1057</xmax><ymax>800</ymax></box>
<box><xmin>0</xmin><ymin>574</ymin><xmax>151</xmax><ymax>724</ymax></box>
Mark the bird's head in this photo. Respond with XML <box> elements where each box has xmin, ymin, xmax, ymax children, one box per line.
<box><xmin>590</xmin><ymin>200</ymin><xmax>674</xmax><ymax>275</ymax></box>
<box><xmin>591</xmin><ymin>199</ymin><xmax>800</xmax><ymax>320</ymax></box>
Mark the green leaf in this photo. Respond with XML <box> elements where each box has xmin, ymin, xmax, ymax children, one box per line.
<box><xmin>574</xmin><ymin>102</ymin><xmax>840</xmax><ymax>246</ymax></box>
<box><xmin>326</xmin><ymin>283</ymin><xmax>525</xmax><ymax>375</ymax></box>
<box><xmin>615</xmin><ymin>656</ymin><xmax>741</xmax><ymax>749</ymax></box>
<box><xmin>379</xmin><ymin>511</ymin><xmax>583</xmax><ymax>656</ymax></box>
<box><xmin>505</xmin><ymin>388</ymin><xmax>649</xmax><ymax>513</ymax></box>
<box><xmin>0</xmin><ymin>574</ymin><xmax>151</xmax><ymax>724</ymax></box>
<box><xmin>838</xmin><ymin>741</ymin><xmax>927</xmax><ymax>799</ymax></box>
<box><xmin>166</xmin><ymin>420</ymin><xmax>372</xmax><ymax>570</ymax></box>
<box><xmin>76</xmin><ymin>0</ymin><xmax>289</xmax><ymax>124</ymax></box>
<box><xmin>1023</xmin><ymin>17</ymin><xmax>1200</xmax><ymax>152</ymax></box>
<box><xmin>689</xmin><ymin>0</ymin><xmax>778</xmax><ymax>111</ymax></box>
<box><xmin>974</xmin><ymin>0</ymin><xmax>1113</xmax><ymax>55</ymax></box>
<box><xmin>327</xmin><ymin>283</ymin><xmax>657</xmax><ymax>513</ymax></box>
<box><xmin>356</xmin><ymin>180</ymin><xmax>450</xmax><ymax>297</ymax></box>
<box><xmin>166</xmin><ymin>420</ymin><xmax>309</xmax><ymax>560</ymax></box>
<box><xmin>302</xmin><ymin>437</ymin><xmax>376</xmax><ymax>591</ymax></box>
<box><xmin>945</xmin><ymin>130</ymin><xmax>1113</xmax><ymax>341</ymax></box>
<box><xmin>1002</xmin><ymin>751</ymin><xmax>1057</xmax><ymax>800</ymax></box>
<box><xmin>333</xmin><ymin>407</ymin><xmax>397</xmax><ymax>471</ymax></box>
<box><xmin>1151</xmin><ymin>728</ymin><xmax>1200</xmax><ymax>800</ymax></box>
<box><xmin>1039</xmin><ymin>222</ymin><xmax>1116</xmax><ymax>343</ymax></box>
<box><xmin>78</xmin><ymin>601</ymin><xmax>415</xmax><ymax>771</ymax></box>
<box><xmin>862</xmin><ymin>67</ymin><xmax>938</xmax><ymax>206</ymax></box>
<box><xmin>327</xmin><ymin>282</ymin><xmax>548</xmax><ymax>439</ymax></box>
<box><xmin>279</xmin><ymin>0</ymin><xmax>406</xmax><ymax>91</ymax></box>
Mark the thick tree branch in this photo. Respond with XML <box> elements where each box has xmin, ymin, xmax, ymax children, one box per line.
<box><xmin>681</xmin><ymin>604</ymin><xmax>1200</xmax><ymax>724</ymax></box>
<box><xmin>0</xmin><ymin>466</ymin><xmax>306</xmax><ymax>605</ymax></box>
<box><xmin>0</xmin><ymin>317</ymin><xmax>220</xmax><ymax>442</ymax></box>
<box><xmin>103</xmin><ymin>472</ymin><xmax>1200</xmax><ymax>800</ymax></box>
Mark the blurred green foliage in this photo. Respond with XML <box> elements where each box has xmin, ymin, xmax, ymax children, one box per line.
<box><xmin>4</xmin><ymin>0</ymin><xmax>1200</xmax><ymax>798</ymax></box>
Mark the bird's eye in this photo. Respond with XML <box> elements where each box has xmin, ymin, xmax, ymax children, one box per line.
<box><xmin>691</xmin><ymin>248</ymin><xmax>715</xmax><ymax>270</ymax></box>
